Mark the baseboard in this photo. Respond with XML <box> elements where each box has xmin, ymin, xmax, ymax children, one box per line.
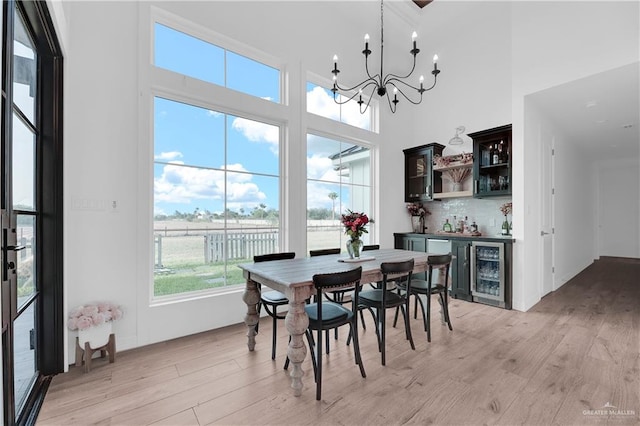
<box><xmin>597</xmin><ymin>256</ymin><xmax>640</xmax><ymax>264</ymax></box>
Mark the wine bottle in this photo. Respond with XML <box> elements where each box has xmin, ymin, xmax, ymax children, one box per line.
<box><xmin>443</xmin><ymin>219</ymin><xmax>452</xmax><ymax>233</ymax></box>
<box><xmin>501</xmin><ymin>217</ymin><xmax>510</xmax><ymax>235</ymax></box>
<box><xmin>492</xmin><ymin>143</ymin><xmax>499</xmax><ymax>165</ymax></box>
<box><xmin>498</xmin><ymin>140</ymin><xmax>504</xmax><ymax>163</ymax></box>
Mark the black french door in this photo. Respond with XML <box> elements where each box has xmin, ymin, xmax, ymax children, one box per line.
<box><xmin>1</xmin><ymin>1</ymin><xmax>63</xmax><ymax>424</ymax></box>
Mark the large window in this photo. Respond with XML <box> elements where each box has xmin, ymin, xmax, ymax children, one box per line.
<box><xmin>152</xmin><ymin>18</ymin><xmax>283</xmax><ymax>299</ymax></box>
<box><xmin>153</xmin><ymin>97</ymin><xmax>280</xmax><ymax>297</ymax></box>
<box><xmin>306</xmin><ymin>134</ymin><xmax>371</xmax><ymax>253</ymax></box>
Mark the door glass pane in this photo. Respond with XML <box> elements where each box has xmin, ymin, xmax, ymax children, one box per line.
<box><xmin>13</xmin><ymin>301</ymin><xmax>37</xmax><ymax>413</ymax></box>
<box><xmin>17</xmin><ymin>215</ymin><xmax>36</xmax><ymax>309</ymax></box>
<box><xmin>13</xmin><ymin>9</ymin><xmax>37</xmax><ymax>124</ymax></box>
<box><xmin>12</xmin><ymin>114</ymin><xmax>35</xmax><ymax>211</ymax></box>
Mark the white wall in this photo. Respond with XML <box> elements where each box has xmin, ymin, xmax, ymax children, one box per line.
<box><xmin>60</xmin><ymin>1</ymin><xmax>416</xmax><ymax>364</ymax></box>
<box><xmin>597</xmin><ymin>158</ymin><xmax>640</xmax><ymax>258</ymax></box>
<box><xmin>552</xmin><ymin>124</ymin><xmax>597</xmax><ymax>288</ymax></box>
<box><xmin>55</xmin><ymin>0</ymin><xmax>640</xmax><ymax>365</ymax></box>
<box><xmin>511</xmin><ymin>0</ymin><xmax>639</xmax><ymax>310</ymax></box>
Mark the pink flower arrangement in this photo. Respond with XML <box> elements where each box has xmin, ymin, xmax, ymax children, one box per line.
<box><xmin>407</xmin><ymin>203</ymin><xmax>430</xmax><ymax>217</ymax></box>
<box><xmin>341</xmin><ymin>210</ymin><xmax>370</xmax><ymax>240</ymax></box>
<box><xmin>500</xmin><ymin>202</ymin><xmax>513</xmax><ymax>216</ymax></box>
<box><xmin>67</xmin><ymin>302</ymin><xmax>123</xmax><ymax>331</ymax></box>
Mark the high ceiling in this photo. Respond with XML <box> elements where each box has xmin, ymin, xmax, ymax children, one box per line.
<box><xmin>527</xmin><ymin>62</ymin><xmax>639</xmax><ymax>162</ymax></box>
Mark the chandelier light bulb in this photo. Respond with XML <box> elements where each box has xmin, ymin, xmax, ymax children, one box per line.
<box><xmin>364</xmin><ymin>34</ymin><xmax>370</xmax><ymax>42</ymax></box>
<box><xmin>419</xmin><ymin>75</ymin><xmax>424</xmax><ymax>83</ymax></box>
<box><xmin>333</xmin><ymin>54</ymin><xmax>338</xmax><ymax>62</ymax></box>
<box><xmin>433</xmin><ymin>54</ymin><xmax>438</xmax><ymax>63</ymax></box>
<box><xmin>411</xmin><ymin>31</ymin><xmax>417</xmax><ymax>41</ymax></box>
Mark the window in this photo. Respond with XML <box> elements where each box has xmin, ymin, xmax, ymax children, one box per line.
<box><xmin>154</xmin><ymin>23</ymin><xmax>280</xmax><ymax>103</ymax></box>
<box><xmin>306</xmin><ymin>82</ymin><xmax>374</xmax><ymax>131</ymax></box>
<box><xmin>306</xmin><ymin>134</ymin><xmax>371</xmax><ymax>253</ymax></box>
<box><xmin>153</xmin><ymin>98</ymin><xmax>280</xmax><ymax>297</ymax></box>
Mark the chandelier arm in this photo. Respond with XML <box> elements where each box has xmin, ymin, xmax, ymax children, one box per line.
<box><xmin>334</xmin><ymin>76</ymin><xmax>379</xmax><ymax>95</ymax></box>
<box><xmin>359</xmin><ymin>86</ymin><xmax>377</xmax><ymax>114</ymax></box>
<box><xmin>391</xmin><ymin>83</ymin><xmax>424</xmax><ymax>106</ymax></box>
<box><xmin>385</xmin><ymin>90</ymin><xmax>397</xmax><ymax>114</ymax></box>
<box><xmin>381</xmin><ymin>55</ymin><xmax>418</xmax><ymax>85</ymax></box>
<box><xmin>333</xmin><ymin>81</ymin><xmax>379</xmax><ymax>105</ymax></box>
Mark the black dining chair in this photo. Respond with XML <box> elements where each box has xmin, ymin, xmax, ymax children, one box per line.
<box><xmin>305</xmin><ymin>266</ymin><xmax>366</xmax><ymax>400</ymax></box>
<box><xmin>309</xmin><ymin>248</ymin><xmax>343</xmax><ymax>350</ymax></box>
<box><xmin>254</xmin><ymin>252</ymin><xmax>295</xmax><ymax>365</ymax></box>
<box><xmin>394</xmin><ymin>253</ymin><xmax>453</xmax><ymax>342</ymax></box>
<box><xmin>357</xmin><ymin>259</ymin><xmax>415</xmax><ymax>366</ymax></box>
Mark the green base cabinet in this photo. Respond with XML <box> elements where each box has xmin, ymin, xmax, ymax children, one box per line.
<box><xmin>451</xmin><ymin>240</ymin><xmax>472</xmax><ymax>301</ymax></box>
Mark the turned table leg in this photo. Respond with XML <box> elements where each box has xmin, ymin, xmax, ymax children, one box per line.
<box><xmin>285</xmin><ymin>291</ymin><xmax>310</xmax><ymax>397</ymax></box>
<box><xmin>243</xmin><ymin>279</ymin><xmax>260</xmax><ymax>351</ymax></box>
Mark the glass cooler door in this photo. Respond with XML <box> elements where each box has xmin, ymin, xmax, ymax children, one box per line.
<box><xmin>470</xmin><ymin>241</ymin><xmax>505</xmax><ymax>302</ymax></box>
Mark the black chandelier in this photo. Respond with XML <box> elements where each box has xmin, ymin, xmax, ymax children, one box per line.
<box><xmin>331</xmin><ymin>0</ymin><xmax>440</xmax><ymax>114</ymax></box>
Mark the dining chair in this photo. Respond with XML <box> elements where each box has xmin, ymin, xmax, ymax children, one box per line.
<box><xmin>309</xmin><ymin>248</ymin><xmax>343</xmax><ymax>351</ymax></box>
<box><xmin>357</xmin><ymin>259</ymin><xmax>415</xmax><ymax>366</ymax></box>
<box><xmin>394</xmin><ymin>253</ymin><xmax>453</xmax><ymax>342</ymax></box>
<box><xmin>253</xmin><ymin>252</ymin><xmax>296</xmax><ymax>365</ymax></box>
<box><xmin>305</xmin><ymin>266</ymin><xmax>366</xmax><ymax>400</ymax></box>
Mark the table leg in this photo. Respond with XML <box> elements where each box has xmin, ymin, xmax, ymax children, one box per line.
<box><xmin>285</xmin><ymin>296</ymin><xmax>309</xmax><ymax>397</ymax></box>
<box><xmin>243</xmin><ymin>279</ymin><xmax>260</xmax><ymax>351</ymax></box>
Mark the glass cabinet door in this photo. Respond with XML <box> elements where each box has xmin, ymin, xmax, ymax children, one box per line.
<box><xmin>470</xmin><ymin>241</ymin><xmax>505</xmax><ymax>301</ymax></box>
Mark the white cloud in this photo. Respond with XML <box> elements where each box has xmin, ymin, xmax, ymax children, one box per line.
<box><xmin>231</xmin><ymin>117</ymin><xmax>279</xmax><ymax>154</ymax></box>
<box><xmin>307</xmin><ymin>154</ymin><xmax>339</xmax><ymax>182</ymax></box>
<box><xmin>207</xmin><ymin>110</ymin><xmax>222</xmax><ymax>117</ymax></box>
<box><xmin>154</xmin><ymin>151</ymin><xmax>183</xmax><ymax>161</ymax></box>
<box><xmin>307</xmin><ymin>86</ymin><xmax>340</xmax><ymax>120</ymax></box>
<box><xmin>154</xmin><ymin>163</ymin><xmax>265</xmax><ymax>207</ymax></box>
<box><xmin>306</xmin><ymin>85</ymin><xmax>372</xmax><ymax>131</ymax></box>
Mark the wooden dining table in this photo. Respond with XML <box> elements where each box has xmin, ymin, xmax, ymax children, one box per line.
<box><xmin>238</xmin><ymin>248</ymin><xmax>448</xmax><ymax>397</ymax></box>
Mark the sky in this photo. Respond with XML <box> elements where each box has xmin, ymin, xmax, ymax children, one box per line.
<box><xmin>153</xmin><ymin>23</ymin><xmax>371</xmax><ymax>218</ymax></box>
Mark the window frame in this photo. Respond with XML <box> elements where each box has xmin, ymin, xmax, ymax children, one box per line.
<box><xmin>146</xmin><ymin>8</ymin><xmax>287</xmax><ymax>303</ymax></box>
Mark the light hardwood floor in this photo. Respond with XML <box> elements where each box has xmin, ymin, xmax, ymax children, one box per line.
<box><xmin>37</xmin><ymin>258</ymin><xmax>640</xmax><ymax>425</ymax></box>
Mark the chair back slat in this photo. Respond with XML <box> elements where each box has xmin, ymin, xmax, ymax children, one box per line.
<box><xmin>309</xmin><ymin>248</ymin><xmax>341</xmax><ymax>257</ymax></box>
<box><xmin>312</xmin><ymin>267</ymin><xmax>363</xmax><ymax>292</ymax></box>
<box><xmin>254</xmin><ymin>252</ymin><xmax>295</xmax><ymax>263</ymax></box>
<box><xmin>362</xmin><ymin>244</ymin><xmax>380</xmax><ymax>251</ymax></box>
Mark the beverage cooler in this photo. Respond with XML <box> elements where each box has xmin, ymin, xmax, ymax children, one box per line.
<box><xmin>470</xmin><ymin>241</ymin><xmax>507</xmax><ymax>308</ymax></box>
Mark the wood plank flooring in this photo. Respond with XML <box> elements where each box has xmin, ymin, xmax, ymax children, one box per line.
<box><xmin>37</xmin><ymin>258</ymin><xmax>640</xmax><ymax>425</ymax></box>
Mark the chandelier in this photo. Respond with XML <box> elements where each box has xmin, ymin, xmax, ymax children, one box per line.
<box><xmin>331</xmin><ymin>0</ymin><xmax>440</xmax><ymax>114</ymax></box>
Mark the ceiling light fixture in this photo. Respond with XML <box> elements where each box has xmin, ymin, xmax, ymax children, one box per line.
<box><xmin>449</xmin><ymin>126</ymin><xmax>465</xmax><ymax>145</ymax></box>
<box><xmin>330</xmin><ymin>0</ymin><xmax>441</xmax><ymax>114</ymax></box>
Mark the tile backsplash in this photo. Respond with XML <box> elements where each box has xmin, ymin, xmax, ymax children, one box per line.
<box><xmin>423</xmin><ymin>197</ymin><xmax>512</xmax><ymax>236</ymax></box>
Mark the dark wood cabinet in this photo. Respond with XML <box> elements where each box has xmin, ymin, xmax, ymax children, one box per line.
<box><xmin>469</xmin><ymin>124</ymin><xmax>512</xmax><ymax>198</ymax></box>
<box><xmin>403</xmin><ymin>143</ymin><xmax>445</xmax><ymax>202</ymax></box>
<box><xmin>451</xmin><ymin>240</ymin><xmax>472</xmax><ymax>301</ymax></box>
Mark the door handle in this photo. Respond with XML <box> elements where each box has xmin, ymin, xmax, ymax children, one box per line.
<box><xmin>6</xmin><ymin>245</ymin><xmax>25</xmax><ymax>251</ymax></box>
<box><xmin>540</xmin><ymin>231</ymin><xmax>550</xmax><ymax>236</ymax></box>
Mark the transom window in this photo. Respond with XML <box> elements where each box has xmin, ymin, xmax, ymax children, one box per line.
<box><xmin>154</xmin><ymin>23</ymin><xmax>280</xmax><ymax>103</ymax></box>
<box><xmin>306</xmin><ymin>82</ymin><xmax>374</xmax><ymax>131</ymax></box>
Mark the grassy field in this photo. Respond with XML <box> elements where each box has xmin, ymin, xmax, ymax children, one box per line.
<box><xmin>153</xmin><ymin>221</ymin><xmax>352</xmax><ymax>296</ymax></box>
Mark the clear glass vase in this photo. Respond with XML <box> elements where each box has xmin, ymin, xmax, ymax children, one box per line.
<box><xmin>411</xmin><ymin>215</ymin><xmax>424</xmax><ymax>233</ymax></box>
<box><xmin>346</xmin><ymin>238</ymin><xmax>363</xmax><ymax>259</ymax></box>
